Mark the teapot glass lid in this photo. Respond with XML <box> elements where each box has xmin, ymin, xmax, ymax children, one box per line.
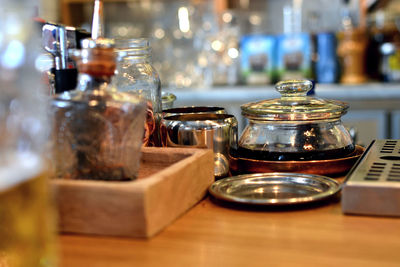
<box><xmin>241</xmin><ymin>80</ymin><xmax>349</xmax><ymax>121</ymax></box>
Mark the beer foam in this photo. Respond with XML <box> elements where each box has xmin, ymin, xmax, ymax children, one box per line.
<box><xmin>0</xmin><ymin>152</ymin><xmax>44</xmax><ymax>191</ymax></box>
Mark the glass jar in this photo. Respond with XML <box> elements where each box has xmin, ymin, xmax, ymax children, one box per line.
<box><xmin>380</xmin><ymin>42</ymin><xmax>400</xmax><ymax>82</ymax></box>
<box><xmin>51</xmin><ymin>38</ymin><xmax>147</xmax><ymax>181</ymax></box>
<box><xmin>235</xmin><ymin>80</ymin><xmax>354</xmax><ymax>161</ymax></box>
<box><xmin>367</xmin><ymin>5</ymin><xmax>400</xmax><ymax>81</ymax></box>
<box><xmin>113</xmin><ymin>38</ymin><xmax>162</xmax><ymax>146</ymax></box>
<box><xmin>0</xmin><ymin>1</ymin><xmax>57</xmax><ymax>266</ymax></box>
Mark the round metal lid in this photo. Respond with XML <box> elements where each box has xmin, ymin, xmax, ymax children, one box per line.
<box><xmin>241</xmin><ymin>80</ymin><xmax>349</xmax><ymax>121</ymax></box>
<box><xmin>209</xmin><ymin>172</ymin><xmax>340</xmax><ymax>206</ymax></box>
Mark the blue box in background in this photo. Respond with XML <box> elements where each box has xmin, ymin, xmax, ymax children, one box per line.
<box><xmin>240</xmin><ymin>35</ymin><xmax>276</xmax><ymax>85</ymax></box>
<box><xmin>276</xmin><ymin>33</ymin><xmax>312</xmax><ymax>80</ymax></box>
<box><xmin>315</xmin><ymin>32</ymin><xmax>339</xmax><ymax>83</ymax></box>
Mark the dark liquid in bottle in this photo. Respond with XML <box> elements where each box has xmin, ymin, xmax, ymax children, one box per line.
<box><xmin>232</xmin><ymin>144</ymin><xmax>355</xmax><ymax>161</ymax></box>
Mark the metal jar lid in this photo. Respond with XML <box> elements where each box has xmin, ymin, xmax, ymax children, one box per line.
<box><xmin>241</xmin><ymin>80</ymin><xmax>349</xmax><ymax>121</ymax></box>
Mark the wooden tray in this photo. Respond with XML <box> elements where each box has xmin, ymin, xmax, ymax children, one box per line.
<box><xmin>52</xmin><ymin>147</ymin><xmax>214</xmax><ymax>238</ymax></box>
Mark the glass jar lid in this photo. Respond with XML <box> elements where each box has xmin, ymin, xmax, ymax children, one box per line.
<box><xmin>114</xmin><ymin>38</ymin><xmax>151</xmax><ymax>58</ymax></box>
<box><xmin>241</xmin><ymin>80</ymin><xmax>349</xmax><ymax>121</ymax></box>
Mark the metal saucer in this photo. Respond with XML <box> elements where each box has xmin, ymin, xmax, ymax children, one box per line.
<box><xmin>209</xmin><ymin>173</ymin><xmax>340</xmax><ymax>206</ymax></box>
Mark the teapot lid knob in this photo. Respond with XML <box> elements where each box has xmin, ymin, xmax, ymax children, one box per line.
<box><xmin>275</xmin><ymin>80</ymin><xmax>313</xmax><ymax>97</ymax></box>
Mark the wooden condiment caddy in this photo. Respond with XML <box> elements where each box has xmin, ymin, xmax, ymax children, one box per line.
<box><xmin>51</xmin><ymin>147</ymin><xmax>214</xmax><ymax>238</ymax></box>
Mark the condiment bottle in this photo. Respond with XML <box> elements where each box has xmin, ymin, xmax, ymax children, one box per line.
<box><xmin>51</xmin><ymin>38</ymin><xmax>146</xmax><ymax>181</ymax></box>
<box><xmin>113</xmin><ymin>38</ymin><xmax>162</xmax><ymax>146</ymax></box>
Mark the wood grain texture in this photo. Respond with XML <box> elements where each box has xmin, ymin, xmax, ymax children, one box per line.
<box><xmin>60</xmin><ymin>196</ymin><xmax>400</xmax><ymax>267</ymax></box>
<box><xmin>52</xmin><ymin>147</ymin><xmax>214</xmax><ymax>238</ymax></box>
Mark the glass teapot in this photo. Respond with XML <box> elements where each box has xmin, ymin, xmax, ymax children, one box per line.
<box><xmin>235</xmin><ymin>80</ymin><xmax>355</xmax><ymax>161</ymax></box>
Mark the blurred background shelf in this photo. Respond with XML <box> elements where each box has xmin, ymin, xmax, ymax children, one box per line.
<box><xmin>60</xmin><ymin>0</ymin><xmax>229</xmax><ymax>26</ymax></box>
<box><xmin>51</xmin><ymin>0</ymin><xmax>400</xmax><ymax>88</ymax></box>
<box><xmin>42</xmin><ymin>0</ymin><xmax>400</xmax><ymax>146</ymax></box>
<box><xmin>170</xmin><ymin>82</ymin><xmax>400</xmax><ymax>103</ymax></box>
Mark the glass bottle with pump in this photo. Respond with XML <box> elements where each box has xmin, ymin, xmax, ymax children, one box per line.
<box><xmin>51</xmin><ymin>38</ymin><xmax>147</xmax><ymax>181</ymax></box>
<box><xmin>113</xmin><ymin>38</ymin><xmax>162</xmax><ymax>146</ymax></box>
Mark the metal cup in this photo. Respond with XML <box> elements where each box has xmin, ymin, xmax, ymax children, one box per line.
<box><xmin>162</xmin><ymin>106</ymin><xmax>226</xmax><ymax>117</ymax></box>
<box><xmin>161</xmin><ymin>113</ymin><xmax>238</xmax><ymax>178</ymax></box>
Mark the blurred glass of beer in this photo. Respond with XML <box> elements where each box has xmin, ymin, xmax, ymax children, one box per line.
<box><xmin>0</xmin><ymin>1</ymin><xmax>58</xmax><ymax>266</ymax></box>
<box><xmin>0</xmin><ymin>154</ymin><xmax>57</xmax><ymax>267</ymax></box>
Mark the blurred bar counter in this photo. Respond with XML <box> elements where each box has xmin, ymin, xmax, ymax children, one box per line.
<box><xmin>169</xmin><ymin>83</ymin><xmax>400</xmax><ymax>146</ymax></box>
<box><xmin>171</xmin><ymin>82</ymin><xmax>400</xmax><ymax>104</ymax></box>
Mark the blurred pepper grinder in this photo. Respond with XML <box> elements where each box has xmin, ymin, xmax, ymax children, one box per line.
<box><xmin>337</xmin><ymin>28</ymin><xmax>368</xmax><ymax>84</ymax></box>
<box><xmin>337</xmin><ymin>0</ymin><xmax>368</xmax><ymax>84</ymax></box>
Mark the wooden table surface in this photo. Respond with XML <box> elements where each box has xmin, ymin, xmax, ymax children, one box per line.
<box><xmin>60</xmin><ymin>195</ymin><xmax>400</xmax><ymax>267</ymax></box>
